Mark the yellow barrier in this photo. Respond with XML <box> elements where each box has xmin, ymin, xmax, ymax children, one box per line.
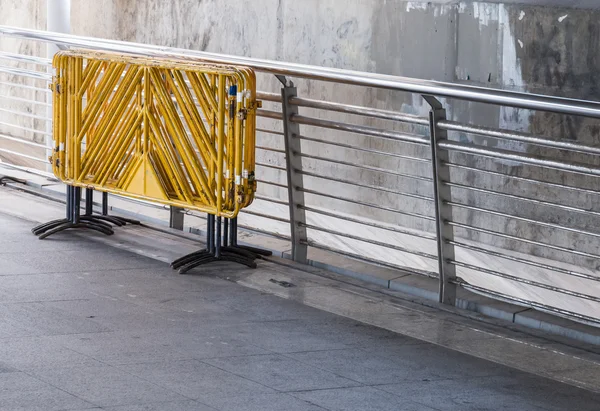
<box><xmin>51</xmin><ymin>50</ymin><xmax>259</xmax><ymax>218</ymax></box>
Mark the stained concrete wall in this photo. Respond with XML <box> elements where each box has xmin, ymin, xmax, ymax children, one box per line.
<box><xmin>2</xmin><ymin>1</ymin><xmax>600</xmax><ymax>287</ymax></box>
<box><xmin>0</xmin><ymin>0</ymin><xmax>47</xmax><ymax>168</ymax></box>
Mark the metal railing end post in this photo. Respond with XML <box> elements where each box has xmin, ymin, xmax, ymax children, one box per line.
<box><xmin>424</xmin><ymin>95</ymin><xmax>457</xmax><ymax>306</ymax></box>
<box><xmin>281</xmin><ymin>83</ymin><xmax>308</xmax><ymax>264</ymax></box>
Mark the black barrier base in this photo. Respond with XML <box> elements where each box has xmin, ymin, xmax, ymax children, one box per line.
<box><xmin>32</xmin><ymin>187</ymin><xmax>139</xmax><ymax>239</ymax></box>
<box><xmin>171</xmin><ymin>215</ymin><xmax>272</xmax><ymax>275</ymax></box>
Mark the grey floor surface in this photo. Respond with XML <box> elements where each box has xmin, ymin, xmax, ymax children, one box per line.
<box><xmin>1</xmin><ymin>212</ymin><xmax>599</xmax><ymax>411</ymax></box>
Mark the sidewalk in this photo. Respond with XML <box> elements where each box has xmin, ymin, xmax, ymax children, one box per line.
<box><xmin>1</xmin><ymin>203</ymin><xmax>600</xmax><ymax>409</ymax></box>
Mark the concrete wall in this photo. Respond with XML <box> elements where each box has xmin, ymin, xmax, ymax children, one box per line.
<box><xmin>1</xmin><ymin>1</ymin><xmax>600</xmax><ymax>308</ymax></box>
<box><xmin>0</xmin><ymin>0</ymin><xmax>47</xmax><ymax>168</ymax></box>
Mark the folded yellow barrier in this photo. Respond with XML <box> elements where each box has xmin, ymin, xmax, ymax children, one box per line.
<box><xmin>51</xmin><ymin>50</ymin><xmax>259</xmax><ymax>218</ymax></box>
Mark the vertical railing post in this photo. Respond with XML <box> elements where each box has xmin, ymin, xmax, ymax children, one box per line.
<box><xmin>280</xmin><ymin>80</ymin><xmax>308</xmax><ymax>264</ymax></box>
<box><xmin>424</xmin><ymin>95</ymin><xmax>457</xmax><ymax>305</ymax></box>
<box><xmin>169</xmin><ymin>206</ymin><xmax>184</xmax><ymax>230</ymax></box>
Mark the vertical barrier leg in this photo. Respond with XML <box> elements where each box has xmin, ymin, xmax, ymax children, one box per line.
<box><xmin>169</xmin><ymin>207</ymin><xmax>184</xmax><ymax>230</ymax></box>
<box><xmin>102</xmin><ymin>192</ymin><xmax>109</xmax><ymax>216</ymax></box>
<box><xmin>281</xmin><ymin>81</ymin><xmax>308</xmax><ymax>264</ymax></box>
<box><xmin>223</xmin><ymin>218</ymin><xmax>229</xmax><ymax>247</ymax></box>
<box><xmin>66</xmin><ymin>185</ymin><xmax>72</xmax><ymax>220</ymax></box>
<box><xmin>215</xmin><ymin>216</ymin><xmax>222</xmax><ymax>258</ymax></box>
<box><xmin>72</xmin><ymin>187</ymin><xmax>81</xmax><ymax>224</ymax></box>
<box><xmin>424</xmin><ymin>96</ymin><xmax>457</xmax><ymax>306</ymax></box>
<box><xmin>85</xmin><ymin>188</ymin><xmax>93</xmax><ymax>216</ymax></box>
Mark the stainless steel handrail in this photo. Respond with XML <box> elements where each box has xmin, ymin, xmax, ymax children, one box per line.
<box><xmin>2</xmin><ymin>26</ymin><xmax>600</xmax><ymax>117</ymax></box>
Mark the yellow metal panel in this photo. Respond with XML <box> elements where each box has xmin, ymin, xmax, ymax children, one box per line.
<box><xmin>50</xmin><ymin>49</ymin><xmax>258</xmax><ymax>218</ymax></box>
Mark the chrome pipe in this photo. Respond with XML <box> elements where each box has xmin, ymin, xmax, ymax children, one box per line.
<box><xmin>4</xmin><ymin>26</ymin><xmax>600</xmax><ymax>118</ymax></box>
<box><xmin>448</xmin><ymin>201</ymin><xmax>600</xmax><ymax>238</ymax></box>
<box><xmin>450</xmin><ymin>240</ymin><xmax>600</xmax><ymax>283</ymax></box>
<box><xmin>301</xmin><ymin>238</ymin><xmax>439</xmax><ymax>278</ymax></box>
<box><xmin>254</xmin><ymin>194</ymin><xmax>289</xmax><ymax>205</ymax></box>
<box><xmin>0</xmin><ymin>133</ymin><xmax>47</xmax><ymax>149</ymax></box>
<box><xmin>450</xmin><ymin>259</ymin><xmax>600</xmax><ymax>304</ymax></box>
<box><xmin>256</xmin><ymin>128</ymin><xmax>284</xmax><ymax>136</ymax></box>
<box><xmin>448</xmin><ymin>221</ymin><xmax>600</xmax><ymax>260</ymax></box>
<box><xmin>299</xmin><ymin>187</ymin><xmax>436</xmax><ymax>221</ymax></box>
<box><xmin>0</xmin><ymin>94</ymin><xmax>50</xmax><ymax>106</ymax></box>
<box><xmin>256</xmin><ymin>109</ymin><xmax>283</xmax><ymax>120</ymax></box>
<box><xmin>0</xmin><ymin>81</ymin><xmax>51</xmax><ymax>93</ymax></box>
<box><xmin>458</xmin><ymin>282</ymin><xmax>600</xmax><ymax>327</ymax></box>
<box><xmin>439</xmin><ymin>120</ymin><xmax>600</xmax><ymax>156</ymax></box>
<box><xmin>298</xmin><ymin>169</ymin><xmax>433</xmax><ymax>202</ymax></box>
<box><xmin>291</xmin><ymin>114</ymin><xmax>429</xmax><ymax>145</ymax></box>
<box><xmin>0</xmin><ymin>121</ymin><xmax>50</xmax><ymax>136</ymax></box>
<box><xmin>241</xmin><ymin>209</ymin><xmax>290</xmax><ymax>223</ymax></box>
<box><xmin>0</xmin><ymin>147</ymin><xmax>47</xmax><ymax>162</ymax></box>
<box><xmin>256</xmin><ymin>145</ymin><xmax>286</xmax><ymax>154</ymax></box>
<box><xmin>256</xmin><ymin>91</ymin><xmax>281</xmax><ymax>102</ymax></box>
<box><xmin>255</xmin><ymin>161</ymin><xmax>286</xmax><ymax>171</ymax></box>
<box><xmin>446</xmin><ymin>182</ymin><xmax>600</xmax><ymax>218</ymax></box>
<box><xmin>299</xmin><ymin>222</ymin><xmax>438</xmax><ymax>260</ymax></box>
<box><xmin>440</xmin><ymin>140</ymin><xmax>600</xmax><ymax>177</ymax></box>
<box><xmin>446</xmin><ymin>162</ymin><xmax>600</xmax><ymax>196</ymax></box>
<box><xmin>0</xmin><ymin>66</ymin><xmax>50</xmax><ymax>80</ymax></box>
<box><xmin>297</xmin><ymin>151</ymin><xmax>432</xmax><ymax>182</ymax></box>
<box><xmin>255</xmin><ymin>180</ymin><xmax>288</xmax><ymax>190</ymax></box>
<box><xmin>290</xmin><ymin>96</ymin><xmax>429</xmax><ymax>125</ymax></box>
<box><xmin>297</xmin><ymin>134</ymin><xmax>430</xmax><ymax>163</ymax></box>
<box><xmin>299</xmin><ymin>205</ymin><xmax>437</xmax><ymax>241</ymax></box>
<box><xmin>0</xmin><ymin>51</ymin><xmax>51</xmax><ymax>65</ymax></box>
<box><xmin>0</xmin><ymin>107</ymin><xmax>51</xmax><ymax>122</ymax></box>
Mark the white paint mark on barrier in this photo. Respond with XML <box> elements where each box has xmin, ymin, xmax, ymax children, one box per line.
<box><xmin>558</xmin><ymin>15</ymin><xmax>568</xmax><ymax>22</ymax></box>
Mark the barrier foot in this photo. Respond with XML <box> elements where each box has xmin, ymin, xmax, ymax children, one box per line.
<box><xmin>37</xmin><ymin>221</ymin><xmax>114</xmax><ymax>240</ymax></box>
<box><xmin>178</xmin><ymin>251</ymin><xmax>257</xmax><ymax>274</ymax></box>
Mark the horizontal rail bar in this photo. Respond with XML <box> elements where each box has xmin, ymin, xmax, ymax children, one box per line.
<box><xmin>256</xmin><ymin>128</ymin><xmax>284</xmax><ymax>136</ymax></box>
<box><xmin>439</xmin><ymin>120</ymin><xmax>600</xmax><ymax>156</ymax></box>
<box><xmin>0</xmin><ymin>161</ymin><xmax>55</xmax><ymax>178</ymax></box>
<box><xmin>448</xmin><ymin>201</ymin><xmax>600</xmax><ymax>239</ymax></box>
<box><xmin>299</xmin><ymin>169</ymin><xmax>433</xmax><ymax>202</ymax></box>
<box><xmin>256</xmin><ymin>91</ymin><xmax>281</xmax><ymax>102</ymax></box>
<box><xmin>448</xmin><ymin>221</ymin><xmax>600</xmax><ymax>261</ymax></box>
<box><xmin>445</xmin><ymin>181</ymin><xmax>600</xmax><ymax>218</ymax></box>
<box><xmin>458</xmin><ymin>282</ymin><xmax>600</xmax><ymax>327</ymax></box>
<box><xmin>0</xmin><ymin>93</ymin><xmax>50</xmax><ymax>106</ymax></box>
<box><xmin>254</xmin><ymin>194</ymin><xmax>289</xmax><ymax>206</ymax></box>
<box><xmin>440</xmin><ymin>140</ymin><xmax>600</xmax><ymax>177</ymax></box>
<box><xmin>0</xmin><ymin>120</ymin><xmax>50</xmax><ymax>136</ymax></box>
<box><xmin>297</xmin><ymin>134</ymin><xmax>430</xmax><ymax>163</ymax></box>
<box><xmin>290</xmin><ymin>96</ymin><xmax>430</xmax><ymax>125</ymax></box>
<box><xmin>299</xmin><ymin>205</ymin><xmax>437</xmax><ymax>241</ymax></box>
<box><xmin>451</xmin><ymin>259</ymin><xmax>600</xmax><ymax>304</ymax></box>
<box><xmin>292</xmin><ymin>114</ymin><xmax>429</xmax><ymax>145</ymax></box>
<box><xmin>297</xmin><ymin>151</ymin><xmax>433</xmax><ymax>182</ymax></box>
<box><xmin>301</xmin><ymin>239</ymin><xmax>439</xmax><ymax>279</ymax></box>
<box><xmin>0</xmin><ymin>51</ymin><xmax>51</xmax><ymax>65</ymax></box>
<box><xmin>255</xmin><ymin>161</ymin><xmax>286</xmax><ymax>171</ymax></box>
<box><xmin>5</xmin><ymin>26</ymin><xmax>600</xmax><ymax>118</ymax></box>
<box><xmin>450</xmin><ymin>240</ymin><xmax>600</xmax><ymax>283</ymax></box>
<box><xmin>0</xmin><ymin>107</ymin><xmax>51</xmax><ymax>122</ymax></box>
<box><xmin>241</xmin><ymin>209</ymin><xmax>290</xmax><ymax>223</ymax></box>
<box><xmin>255</xmin><ymin>180</ymin><xmax>288</xmax><ymax>190</ymax></box>
<box><xmin>300</xmin><ymin>222</ymin><xmax>438</xmax><ymax>260</ymax></box>
<box><xmin>299</xmin><ymin>187</ymin><xmax>436</xmax><ymax>221</ymax></box>
<box><xmin>446</xmin><ymin>162</ymin><xmax>600</xmax><ymax>196</ymax></box>
<box><xmin>256</xmin><ymin>145</ymin><xmax>286</xmax><ymax>154</ymax></box>
<box><xmin>0</xmin><ymin>80</ymin><xmax>50</xmax><ymax>93</ymax></box>
<box><xmin>0</xmin><ymin>147</ymin><xmax>46</xmax><ymax>162</ymax></box>
<box><xmin>0</xmin><ymin>133</ymin><xmax>46</xmax><ymax>148</ymax></box>
<box><xmin>0</xmin><ymin>66</ymin><xmax>50</xmax><ymax>80</ymax></box>
<box><xmin>256</xmin><ymin>109</ymin><xmax>283</xmax><ymax>120</ymax></box>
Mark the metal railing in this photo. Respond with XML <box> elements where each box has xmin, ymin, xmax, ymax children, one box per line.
<box><xmin>1</xmin><ymin>26</ymin><xmax>600</xmax><ymax>327</ymax></box>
